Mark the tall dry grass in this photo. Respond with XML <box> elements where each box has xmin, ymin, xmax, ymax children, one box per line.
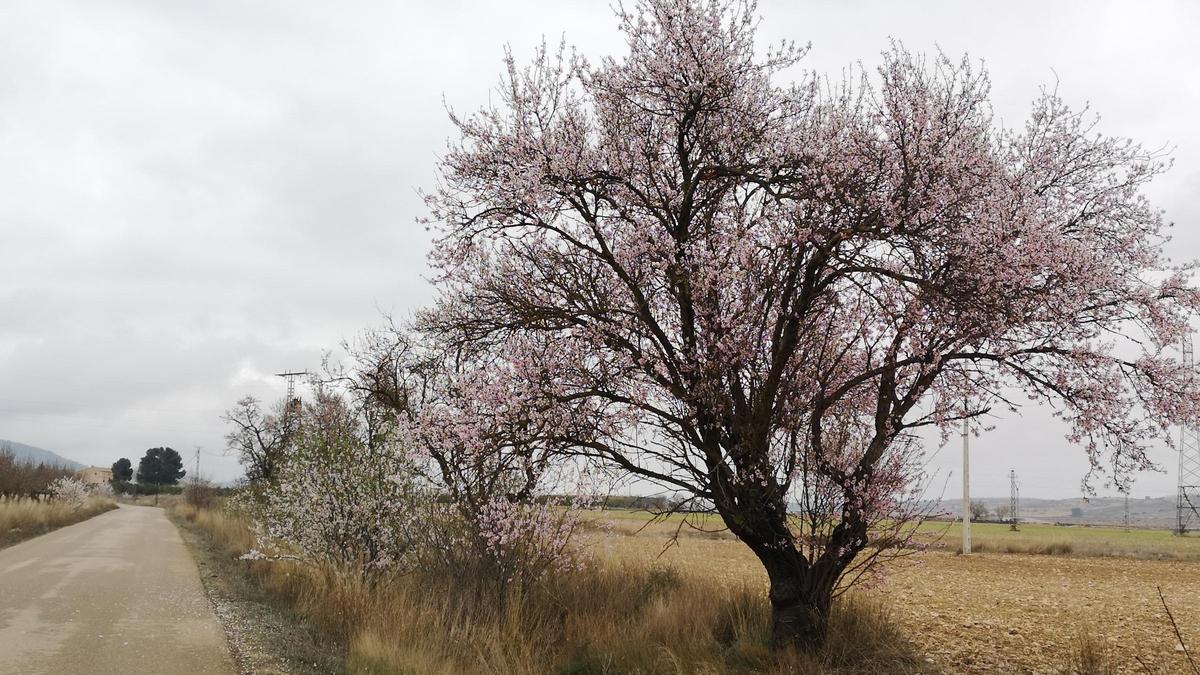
<box><xmin>1066</xmin><ymin>630</ymin><xmax>1116</xmax><ymax>675</ymax></box>
<box><xmin>174</xmin><ymin>502</ymin><xmax>927</xmax><ymax>674</ymax></box>
<box><xmin>0</xmin><ymin>496</ymin><xmax>117</xmax><ymax>549</ymax></box>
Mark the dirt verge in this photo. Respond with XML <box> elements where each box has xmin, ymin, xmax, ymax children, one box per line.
<box><xmin>169</xmin><ymin>511</ymin><xmax>346</xmax><ymax>675</ymax></box>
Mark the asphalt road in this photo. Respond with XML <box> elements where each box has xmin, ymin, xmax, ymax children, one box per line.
<box><xmin>0</xmin><ymin>504</ymin><xmax>236</xmax><ymax>674</ymax></box>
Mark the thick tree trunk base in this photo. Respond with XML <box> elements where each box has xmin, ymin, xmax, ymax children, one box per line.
<box><xmin>764</xmin><ymin>559</ymin><xmax>836</xmax><ymax>650</ymax></box>
<box><xmin>770</xmin><ymin>597</ymin><xmax>830</xmax><ymax>651</ymax></box>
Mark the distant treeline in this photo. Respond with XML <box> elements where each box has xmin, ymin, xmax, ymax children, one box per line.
<box><xmin>532</xmin><ymin>494</ymin><xmax>693</xmax><ymax>512</ymax></box>
<box><xmin>0</xmin><ymin>445</ymin><xmax>74</xmax><ymax>497</ymax></box>
<box><xmin>110</xmin><ymin>480</ymin><xmax>239</xmax><ymax>497</ymax></box>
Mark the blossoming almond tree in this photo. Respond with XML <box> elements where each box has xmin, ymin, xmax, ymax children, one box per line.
<box><xmin>245</xmin><ymin>387</ymin><xmax>425</xmax><ymax>576</ymax></box>
<box><xmin>48</xmin><ymin>476</ymin><xmax>90</xmax><ymax>509</ymax></box>
<box><xmin>353</xmin><ymin>328</ymin><xmax>602</xmax><ymax>588</ymax></box>
<box><xmin>422</xmin><ymin>0</ymin><xmax>1200</xmax><ymax>647</ymax></box>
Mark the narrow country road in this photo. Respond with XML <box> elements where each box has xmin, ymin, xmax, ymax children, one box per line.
<box><xmin>0</xmin><ymin>504</ymin><xmax>236</xmax><ymax>674</ymax></box>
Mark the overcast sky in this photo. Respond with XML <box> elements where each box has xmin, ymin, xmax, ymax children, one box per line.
<box><xmin>1</xmin><ymin>0</ymin><xmax>1197</xmax><ymax>498</ymax></box>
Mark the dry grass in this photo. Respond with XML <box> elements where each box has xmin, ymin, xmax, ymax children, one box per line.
<box><xmin>174</xmin><ymin>502</ymin><xmax>927</xmax><ymax>674</ymax></box>
<box><xmin>952</xmin><ymin>539</ymin><xmax>1075</xmax><ymax>556</ymax></box>
<box><xmin>1066</xmin><ymin>630</ymin><xmax>1116</xmax><ymax>675</ymax></box>
<box><xmin>172</xmin><ymin>502</ymin><xmax>1200</xmax><ymax>672</ymax></box>
<box><xmin>0</xmin><ymin>495</ymin><xmax>117</xmax><ymax>549</ymax></box>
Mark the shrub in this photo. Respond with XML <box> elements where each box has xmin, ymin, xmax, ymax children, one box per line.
<box><xmin>184</xmin><ymin>481</ymin><xmax>216</xmax><ymax>509</ymax></box>
<box><xmin>90</xmin><ymin>482</ymin><xmax>115</xmax><ymax>498</ymax></box>
<box><xmin>47</xmin><ymin>477</ymin><xmax>90</xmax><ymax>508</ymax></box>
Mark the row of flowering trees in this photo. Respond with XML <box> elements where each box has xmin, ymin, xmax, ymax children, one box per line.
<box><xmin>231</xmin><ymin>0</ymin><xmax>1200</xmax><ymax>650</ymax></box>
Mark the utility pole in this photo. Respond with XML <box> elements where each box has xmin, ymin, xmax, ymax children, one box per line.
<box><xmin>962</xmin><ymin>416</ymin><xmax>971</xmax><ymax>554</ymax></box>
<box><xmin>1009</xmin><ymin>469</ymin><xmax>1020</xmax><ymax>532</ymax></box>
<box><xmin>1123</xmin><ymin>489</ymin><xmax>1130</xmax><ymax>531</ymax></box>
<box><xmin>193</xmin><ymin>446</ymin><xmax>202</xmax><ymax>485</ymax></box>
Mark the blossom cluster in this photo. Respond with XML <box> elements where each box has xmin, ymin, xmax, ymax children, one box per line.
<box><xmin>47</xmin><ymin>476</ymin><xmax>90</xmax><ymax>508</ymax></box>
<box><xmin>242</xmin><ymin>389</ymin><xmax>427</xmax><ymax>576</ymax></box>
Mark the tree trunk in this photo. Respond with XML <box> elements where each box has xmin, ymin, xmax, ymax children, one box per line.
<box><xmin>764</xmin><ymin>558</ymin><xmax>835</xmax><ymax>650</ymax></box>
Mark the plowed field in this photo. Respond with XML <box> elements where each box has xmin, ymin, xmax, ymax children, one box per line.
<box><xmin>592</xmin><ymin>518</ymin><xmax>1200</xmax><ymax>673</ymax></box>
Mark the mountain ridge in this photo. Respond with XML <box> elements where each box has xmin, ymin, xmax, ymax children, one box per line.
<box><xmin>0</xmin><ymin>438</ymin><xmax>85</xmax><ymax>471</ymax></box>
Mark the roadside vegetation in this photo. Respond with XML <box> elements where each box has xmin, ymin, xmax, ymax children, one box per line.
<box><xmin>0</xmin><ymin>486</ymin><xmax>117</xmax><ymax>549</ymax></box>
<box><xmin>0</xmin><ymin>448</ymin><xmax>119</xmax><ymax>549</ymax></box>
<box><xmin>173</xmin><ymin>500</ymin><xmax>924</xmax><ymax>674</ymax></box>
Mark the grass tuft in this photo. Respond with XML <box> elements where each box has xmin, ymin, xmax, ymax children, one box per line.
<box><xmin>1066</xmin><ymin>629</ymin><xmax>1115</xmax><ymax>675</ymax></box>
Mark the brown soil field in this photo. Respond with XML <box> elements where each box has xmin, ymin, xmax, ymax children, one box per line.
<box><xmin>589</xmin><ymin>519</ymin><xmax>1200</xmax><ymax>673</ymax></box>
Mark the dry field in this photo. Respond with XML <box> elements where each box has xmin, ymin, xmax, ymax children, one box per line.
<box><xmin>592</xmin><ymin>515</ymin><xmax>1200</xmax><ymax>673</ymax></box>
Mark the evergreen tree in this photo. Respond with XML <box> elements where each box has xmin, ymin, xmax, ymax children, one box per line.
<box><xmin>136</xmin><ymin>447</ymin><xmax>186</xmax><ymax>485</ymax></box>
<box><xmin>111</xmin><ymin>457</ymin><xmax>133</xmax><ymax>482</ymax></box>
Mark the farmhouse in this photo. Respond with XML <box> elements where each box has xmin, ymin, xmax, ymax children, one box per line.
<box><xmin>76</xmin><ymin>466</ymin><xmax>112</xmax><ymax>486</ymax></box>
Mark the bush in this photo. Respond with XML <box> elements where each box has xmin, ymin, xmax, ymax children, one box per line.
<box><xmin>184</xmin><ymin>481</ymin><xmax>216</xmax><ymax>509</ymax></box>
<box><xmin>110</xmin><ymin>481</ymin><xmax>183</xmax><ymax>496</ymax></box>
<box><xmin>47</xmin><ymin>477</ymin><xmax>90</xmax><ymax>508</ymax></box>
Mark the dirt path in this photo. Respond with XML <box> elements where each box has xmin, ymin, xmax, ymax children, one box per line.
<box><xmin>0</xmin><ymin>504</ymin><xmax>236</xmax><ymax>674</ymax></box>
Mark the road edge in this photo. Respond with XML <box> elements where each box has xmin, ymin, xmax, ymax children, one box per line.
<box><xmin>167</xmin><ymin>507</ymin><xmax>346</xmax><ymax>675</ymax></box>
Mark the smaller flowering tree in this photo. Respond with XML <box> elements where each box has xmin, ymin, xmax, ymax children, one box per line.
<box><xmin>244</xmin><ymin>388</ymin><xmax>426</xmax><ymax>577</ymax></box>
<box><xmin>48</xmin><ymin>476</ymin><xmax>90</xmax><ymax>508</ymax></box>
<box><xmin>354</xmin><ymin>326</ymin><xmax>603</xmax><ymax>589</ymax></box>
<box><xmin>90</xmin><ymin>481</ymin><xmax>115</xmax><ymax>499</ymax></box>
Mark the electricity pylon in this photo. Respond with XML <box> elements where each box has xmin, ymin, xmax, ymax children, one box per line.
<box><xmin>1178</xmin><ymin>336</ymin><xmax>1200</xmax><ymax>535</ymax></box>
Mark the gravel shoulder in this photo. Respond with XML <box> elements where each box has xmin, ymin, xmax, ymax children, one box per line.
<box><xmin>168</xmin><ymin>510</ymin><xmax>345</xmax><ymax>675</ymax></box>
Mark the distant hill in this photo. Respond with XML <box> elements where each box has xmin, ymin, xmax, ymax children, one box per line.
<box><xmin>0</xmin><ymin>438</ymin><xmax>84</xmax><ymax>471</ymax></box>
<box><xmin>937</xmin><ymin>495</ymin><xmax>1179</xmax><ymax>529</ymax></box>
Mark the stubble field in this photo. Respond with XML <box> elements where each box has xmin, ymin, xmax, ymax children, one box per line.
<box><xmin>590</xmin><ymin>514</ymin><xmax>1200</xmax><ymax>673</ymax></box>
